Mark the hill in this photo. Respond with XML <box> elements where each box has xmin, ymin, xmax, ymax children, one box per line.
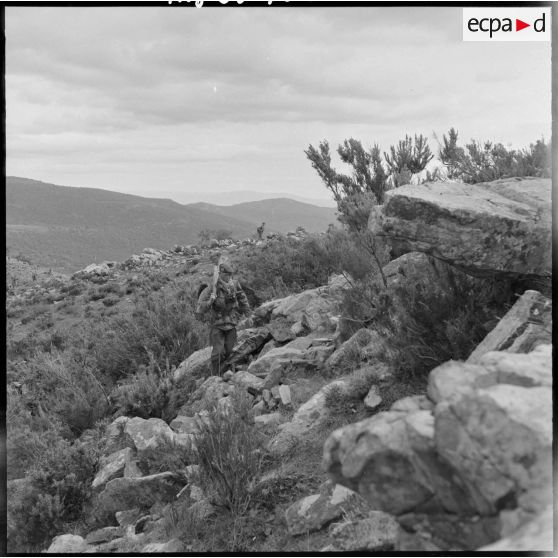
<box><xmin>187</xmin><ymin>198</ymin><xmax>338</xmax><ymax>234</ymax></box>
<box><xmin>6</xmin><ymin>178</ymin><xmax>338</xmax><ymax>273</ymax></box>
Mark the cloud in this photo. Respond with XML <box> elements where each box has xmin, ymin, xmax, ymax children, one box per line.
<box><xmin>5</xmin><ymin>6</ymin><xmax>551</xmax><ymax>198</ymax></box>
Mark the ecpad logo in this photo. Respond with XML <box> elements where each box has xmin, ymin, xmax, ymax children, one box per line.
<box><xmin>463</xmin><ymin>8</ymin><xmax>551</xmax><ymax>42</ymax></box>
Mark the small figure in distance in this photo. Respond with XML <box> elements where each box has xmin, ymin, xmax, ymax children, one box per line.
<box><xmin>196</xmin><ymin>262</ymin><xmax>250</xmax><ymax>376</ymax></box>
<box><xmin>256</xmin><ymin>222</ymin><xmax>266</xmax><ymax>241</ymax></box>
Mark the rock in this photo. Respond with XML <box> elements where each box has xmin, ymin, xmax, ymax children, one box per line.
<box><xmin>326</xmin><ymin>328</ymin><xmax>385</xmax><ymax>373</ymax></box>
<box><xmin>222</xmin><ymin>370</ymin><xmax>233</xmax><ymax>381</ymax></box>
<box><xmin>325</xmin><ymin>343</ymin><xmax>552</xmax><ymax>522</ymax></box>
<box><xmin>92</xmin><ymin>447</ymin><xmax>134</xmax><ymax>491</ymax></box>
<box><xmin>173</xmin><ymin>346</ymin><xmax>212</xmax><ymax>381</ymax></box>
<box><xmin>278</xmin><ymin>384</ymin><xmax>292</xmax><ymax>406</ymax></box>
<box><xmin>285</xmin><ymin>482</ymin><xmax>363</xmax><ymax>535</ymax></box>
<box><xmin>115</xmin><ymin>508</ymin><xmax>142</xmax><ymax>527</ymax></box>
<box><xmin>398</xmin><ymin>512</ymin><xmax>501</xmax><ymax>551</ymax></box>
<box><xmin>363</xmin><ymin>385</ymin><xmax>382</xmax><ymax>410</ymax></box>
<box><xmin>478</xmin><ymin>504</ymin><xmax>553</xmax><ymax>551</ymax></box>
<box><xmin>104</xmin><ymin>416</ymin><xmax>130</xmax><ymax>451</ymax></box>
<box><xmin>247</xmin><ymin>346</ymin><xmax>304</xmax><ymax>377</ymax></box>
<box><xmin>229</xmin><ymin>327</ymin><xmax>271</xmax><ymax>364</ymax></box>
<box><xmin>468</xmin><ymin>290</ymin><xmax>551</xmax><ymax>363</ymax></box>
<box><xmin>370</xmin><ymin>178</ymin><xmax>551</xmax><ymax>278</ymax></box>
<box><xmin>258</xmin><ymin>339</ymin><xmax>279</xmax><ymax>358</ymax></box>
<box><xmin>290</xmin><ymin>320</ymin><xmax>307</xmax><ymax>337</ymax></box>
<box><xmin>254</xmin><ymin>412</ymin><xmax>284</xmax><ymax>428</ymax></box>
<box><xmin>124</xmin><ymin>457</ymin><xmax>143</xmax><ymax>479</ymax></box>
<box><xmin>141</xmin><ymin>539</ymin><xmax>183</xmax><ymax>552</ymax></box>
<box><xmin>427</xmin><ymin>344</ymin><xmax>552</xmax><ymax>404</ymax></box>
<box><xmin>169</xmin><ymin>415</ymin><xmax>199</xmax><ymax>435</ymax></box>
<box><xmin>323</xmin><ymin>408</ymin><xmax>476</xmax><ymax>516</ymax></box>
<box><xmin>85</xmin><ymin>526</ymin><xmax>123</xmax><ymax>545</ymax></box>
<box><xmin>268</xmin><ymin>380</ymin><xmax>349</xmax><ymax>456</ymax></box>
<box><xmin>124</xmin><ymin>417</ymin><xmax>175</xmax><ymax>453</ymax></box>
<box><xmin>390</xmin><ymin>395</ymin><xmax>433</xmax><ymax>413</ymax></box>
<box><xmin>230</xmin><ymin>370</ymin><xmax>264</xmax><ymax>392</ymax></box>
<box><xmin>268</xmin><ymin>317</ymin><xmax>296</xmax><ymax>343</ymax></box>
<box><xmin>477</xmin><ymin>344</ymin><xmax>552</xmax><ymax>388</ymax></box>
<box><xmin>435</xmin><ymin>383</ymin><xmax>552</xmax><ymax>517</ymax></box>
<box><xmin>252</xmin><ymin>400</ymin><xmax>266</xmax><ymax>416</ymax></box>
<box><xmin>254</xmin><ymin>280</ymin><xmax>345</xmax><ymax>334</ymax></box>
<box><xmin>329</xmin><ymin>511</ymin><xmax>400</xmax><ymax>551</ymax></box>
<box><xmin>46</xmin><ymin>534</ymin><xmax>92</xmax><ymax>553</ymax></box>
<box><xmin>97</xmin><ymin>472</ymin><xmax>185</xmax><ymax>516</ymax></box>
<box><xmin>184</xmin><ymin>376</ymin><xmax>236</xmax><ymax>414</ymax></box>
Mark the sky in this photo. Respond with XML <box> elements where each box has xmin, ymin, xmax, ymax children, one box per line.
<box><xmin>6</xmin><ymin>6</ymin><xmax>552</xmax><ymax>205</ymax></box>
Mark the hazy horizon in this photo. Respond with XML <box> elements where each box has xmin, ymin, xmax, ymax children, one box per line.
<box><xmin>6</xmin><ymin>6</ymin><xmax>551</xmax><ymax>202</ymax></box>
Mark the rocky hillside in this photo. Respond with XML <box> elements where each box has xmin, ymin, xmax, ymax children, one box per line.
<box><xmin>7</xmin><ymin>177</ymin><xmax>335</xmax><ymax>272</ymax></box>
<box><xmin>187</xmin><ymin>198</ymin><xmax>337</xmax><ymax>234</ymax></box>
<box><xmin>6</xmin><ymin>177</ymin><xmax>552</xmax><ymax>553</ymax></box>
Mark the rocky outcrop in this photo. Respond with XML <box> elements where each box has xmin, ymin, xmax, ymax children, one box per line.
<box><xmin>323</xmin><ymin>343</ymin><xmax>552</xmax><ymax>550</ymax></box>
<box><xmin>370</xmin><ymin>178</ymin><xmax>551</xmax><ymax>278</ymax></box>
<box><xmin>253</xmin><ymin>275</ymin><xmax>348</xmax><ymax>334</ymax></box>
<box><xmin>467</xmin><ymin>289</ymin><xmax>551</xmax><ymax>363</ymax></box>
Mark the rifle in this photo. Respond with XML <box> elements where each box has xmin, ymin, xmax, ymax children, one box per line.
<box><xmin>211</xmin><ymin>255</ymin><xmax>224</xmax><ymax>301</ymax></box>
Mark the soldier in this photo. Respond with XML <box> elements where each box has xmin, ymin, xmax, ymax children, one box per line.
<box><xmin>256</xmin><ymin>222</ymin><xmax>266</xmax><ymax>240</ymax></box>
<box><xmin>196</xmin><ymin>262</ymin><xmax>250</xmax><ymax>376</ymax></box>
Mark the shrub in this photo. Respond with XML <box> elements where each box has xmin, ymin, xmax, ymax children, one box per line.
<box><xmin>8</xmin><ymin>431</ymin><xmax>101</xmax><ymax>552</ymax></box>
<box><xmin>380</xmin><ymin>272</ymin><xmax>514</xmax><ymax>379</ymax></box>
<box><xmin>91</xmin><ymin>291</ymin><xmax>208</xmax><ymax>383</ymax></box>
<box><xmin>438</xmin><ymin>128</ymin><xmax>551</xmax><ymax>183</ymax></box>
<box><xmin>11</xmin><ymin>351</ymin><xmax>110</xmax><ymax>437</ymax></box>
<box><xmin>190</xmin><ymin>392</ymin><xmax>265</xmax><ymax>517</ymax></box>
<box><xmin>111</xmin><ymin>357</ymin><xmax>196</xmax><ymax>422</ymax></box>
<box><xmin>102</xmin><ymin>295</ymin><xmax>119</xmax><ymax>307</ymax></box>
<box><xmin>233</xmin><ymin>235</ymin><xmax>332</xmax><ymax>304</ymax></box>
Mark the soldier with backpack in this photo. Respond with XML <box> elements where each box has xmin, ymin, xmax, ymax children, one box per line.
<box><xmin>196</xmin><ymin>262</ymin><xmax>250</xmax><ymax>376</ymax></box>
<box><xmin>256</xmin><ymin>222</ymin><xmax>265</xmax><ymax>240</ymax></box>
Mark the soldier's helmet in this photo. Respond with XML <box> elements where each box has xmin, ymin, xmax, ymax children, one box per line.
<box><xmin>219</xmin><ymin>262</ymin><xmax>234</xmax><ymax>274</ymax></box>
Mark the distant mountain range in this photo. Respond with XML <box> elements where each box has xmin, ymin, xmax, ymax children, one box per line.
<box><xmin>140</xmin><ymin>189</ymin><xmax>337</xmax><ymax>208</ymax></box>
<box><xmin>6</xmin><ymin>177</ymin><xmax>338</xmax><ymax>273</ymax></box>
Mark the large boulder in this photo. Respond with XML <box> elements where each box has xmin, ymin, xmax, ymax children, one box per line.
<box><xmin>370</xmin><ymin>178</ymin><xmax>551</xmax><ymax>278</ymax></box>
<box><xmin>324</xmin><ymin>343</ymin><xmax>552</xmax><ymax>550</ymax></box>
<box><xmin>323</xmin><ymin>408</ymin><xmax>475</xmax><ymax>516</ymax></box>
<box><xmin>435</xmin><ymin>383</ymin><xmax>552</xmax><ymax>517</ymax></box>
<box><xmin>467</xmin><ymin>290</ymin><xmax>551</xmax><ymax>363</ymax></box>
